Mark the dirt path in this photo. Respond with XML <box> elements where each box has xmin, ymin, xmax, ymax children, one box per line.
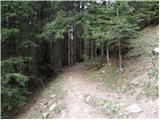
<box><xmin>61</xmin><ymin>64</ymin><xmax>121</xmax><ymax>118</ymax></box>
<box><xmin>16</xmin><ymin>63</ymin><xmax>158</xmax><ymax>119</ymax></box>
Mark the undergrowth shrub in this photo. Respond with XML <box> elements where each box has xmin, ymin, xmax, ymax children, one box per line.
<box><xmin>1</xmin><ymin>57</ymin><xmax>31</xmax><ymax>118</ymax></box>
<box><xmin>1</xmin><ymin>57</ymin><xmax>31</xmax><ymax>75</ymax></box>
<box><xmin>103</xmin><ymin>68</ymin><xmax>122</xmax><ymax>93</ymax></box>
<box><xmin>84</xmin><ymin>56</ymin><xmax>105</xmax><ymax>69</ymax></box>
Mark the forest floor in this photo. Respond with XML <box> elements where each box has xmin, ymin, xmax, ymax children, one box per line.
<box><xmin>15</xmin><ymin>25</ymin><xmax>159</xmax><ymax>119</ymax></box>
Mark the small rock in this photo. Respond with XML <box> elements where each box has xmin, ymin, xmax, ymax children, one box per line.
<box><xmin>39</xmin><ymin>103</ymin><xmax>43</xmax><ymax>105</ymax></box>
<box><xmin>69</xmin><ymin>76</ymin><xmax>73</xmax><ymax>80</ymax></box>
<box><xmin>119</xmin><ymin>112</ymin><xmax>128</xmax><ymax>117</ymax></box>
<box><xmin>44</xmin><ymin>102</ymin><xmax>48</xmax><ymax>105</ymax></box>
<box><xmin>60</xmin><ymin>110</ymin><xmax>67</xmax><ymax>118</ymax></box>
<box><xmin>43</xmin><ymin>105</ymin><xmax>47</xmax><ymax>109</ymax></box>
<box><xmin>153</xmin><ymin>48</ymin><xmax>159</xmax><ymax>54</ymax></box>
<box><xmin>49</xmin><ymin>104</ymin><xmax>56</xmax><ymax>111</ymax></box>
<box><xmin>58</xmin><ymin>101</ymin><xmax>61</xmax><ymax>104</ymax></box>
<box><xmin>103</xmin><ymin>103</ymin><xmax>109</xmax><ymax>108</ymax></box>
<box><xmin>119</xmin><ymin>102</ymin><xmax>126</xmax><ymax>106</ymax></box>
<box><xmin>131</xmin><ymin>79</ymin><xmax>140</xmax><ymax>85</ymax></box>
<box><xmin>118</xmin><ymin>95</ymin><xmax>121</xmax><ymax>99</ymax></box>
<box><xmin>49</xmin><ymin>94</ymin><xmax>56</xmax><ymax>98</ymax></box>
<box><xmin>125</xmin><ymin>103</ymin><xmax>142</xmax><ymax>113</ymax></box>
<box><xmin>42</xmin><ymin>111</ymin><xmax>50</xmax><ymax>119</ymax></box>
<box><xmin>79</xmin><ymin>95</ymin><xmax>83</xmax><ymax>99</ymax></box>
<box><xmin>86</xmin><ymin>95</ymin><xmax>92</xmax><ymax>103</ymax></box>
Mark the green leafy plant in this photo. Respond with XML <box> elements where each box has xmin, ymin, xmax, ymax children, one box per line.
<box><xmin>1</xmin><ymin>73</ymin><xmax>29</xmax><ymax>117</ymax></box>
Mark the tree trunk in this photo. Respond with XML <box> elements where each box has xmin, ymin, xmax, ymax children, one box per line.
<box><xmin>73</xmin><ymin>26</ymin><xmax>76</xmax><ymax>64</ymax></box>
<box><xmin>84</xmin><ymin>40</ymin><xmax>88</xmax><ymax>61</ymax></box>
<box><xmin>79</xmin><ymin>38</ymin><xmax>81</xmax><ymax>60</ymax></box>
<box><xmin>91</xmin><ymin>40</ymin><xmax>94</xmax><ymax>60</ymax></box>
<box><xmin>118</xmin><ymin>40</ymin><xmax>122</xmax><ymax>71</ymax></box>
<box><xmin>106</xmin><ymin>45</ymin><xmax>110</xmax><ymax>64</ymax></box>
<box><xmin>68</xmin><ymin>30</ymin><xmax>71</xmax><ymax>66</ymax></box>
<box><xmin>70</xmin><ymin>26</ymin><xmax>74</xmax><ymax>66</ymax></box>
<box><xmin>93</xmin><ymin>40</ymin><xmax>97</xmax><ymax>58</ymax></box>
<box><xmin>101</xmin><ymin>44</ymin><xmax>104</xmax><ymax>56</ymax></box>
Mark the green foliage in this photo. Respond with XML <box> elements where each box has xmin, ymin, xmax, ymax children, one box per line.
<box><xmin>148</xmin><ymin>68</ymin><xmax>158</xmax><ymax>79</ymax></box>
<box><xmin>1</xmin><ymin>57</ymin><xmax>31</xmax><ymax>75</ymax></box>
<box><xmin>128</xmin><ymin>1</ymin><xmax>159</xmax><ymax>28</ymax></box>
<box><xmin>102</xmin><ymin>68</ymin><xmax>123</xmax><ymax>93</ymax></box>
<box><xmin>141</xmin><ymin>82</ymin><xmax>159</xmax><ymax>99</ymax></box>
<box><xmin>1</xmin><ymin>57</ymin><xmax>31</xmax><ymax>118</ymax></box>
<box><xmin>1</xmin><ymin>28</ymin><xmax>19</xmax><ymax>42</ymax></box>
<box><xmin>82</xmin><ymin>1</ymin><xmax>139</xmax><ymax>49</ymax></box>
<box><xmin>85</xmin><ymin>94</ymin><xmax>121</xmax><ymax>117</ymax></box>
<box><xmin>1</xmin><ymin>73</ymin><xmax>29</xmax><ymax>118</ymax></box>
<box><xmin>84</xmin><ymin>57</ymin><xmax>105</xmax><ymax>70</ymax></box>
<box><xmin>38</xmin><ymin>11</ymin><xmax>73</xmax><ymax>42</ymax></box>
<box><xmin>1</xmin><ymin>1</ymin><xmax>38</xmax><ymax>57</ymax></box>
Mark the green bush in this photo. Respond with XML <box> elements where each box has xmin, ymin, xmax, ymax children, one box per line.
<box><xmin>1</xmin><ymin>57</ymin><xmax>31</xmax><ymax>118</ymax></box>
<box><xmin>1</xmin><ymin>73</ymin><xmax>29</xmax><ymax>118</ymax></box>
<box><xmin>1</xmin><ymin>57</ymin><xmax>31</xmax><ymax>75</ymax></box>
<box><xmin>84</xmin><ymin>57</ymin><xmax>105</xmax><ymax>70</ymax></box>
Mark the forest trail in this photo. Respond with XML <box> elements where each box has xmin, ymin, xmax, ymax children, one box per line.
<box><xmin>16</xmin><ymin>63</ymin><xmax>158</xmax><ymax>119</ymax></box>
<box><xmin>61</xmin><ymin>64</ymin><xmax>123</xmax><ymax>118</ymax></box>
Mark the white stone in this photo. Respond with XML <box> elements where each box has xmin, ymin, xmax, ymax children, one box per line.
<box><xmin>86</xmin><ymin>96</ymin><xmax>92</xmax><ymax>103</ymax></box>
<box><xmin>49</xmin><ymin>104</ymin><xmax>56</xmax><ymax>111</ymax></box>
<box><xmin>79</xmin><ymin>95</ymin><xmax>83</xmax><ymax>99</ymax></box>
<box><xmin>43</xmin><ymin>105</ymin><xmax>47</xmax><ymax>109</ymax></box>
<box><xmin>125</xmin><ymin>103</ymin><xmax>142</xmax><ymax>113</ymax></box>
<box><xmin>49</xmin><ymin>94</ymin><xmax>56</xmax><ymax>98</ymax></box>
<box><xmin>153</xmin><ymin>48</ymin><xmax>159</xmax><ymax>53</ymax></box>
<box><xmin>131</xmin><ymin>79</ymin><xmax>140</xmax><ymax>85</ymax></box>
<box><xmin>119</xmin><ymin>112</ymin><xmax>128</xmax><ymax>117</ymax></box>
<box><xmin>42</xmin><ymin>111</ymin><xmax>49</xmax><ymax>119</ymax></box>
<box><xmin>39</xmin><ymin>103</ymin><xmax>43</xmax><ymax>105</ymax></box>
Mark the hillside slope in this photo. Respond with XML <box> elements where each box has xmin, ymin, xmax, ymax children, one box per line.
<box><xmin>83</xmin><ymin>24</ymin><xmax>159</xmax><ymax>118</ymax></box>
<box><xmin>15</xmin><ymin>25</ymin><xmax>159</xmax><ymax>119</ymax></box>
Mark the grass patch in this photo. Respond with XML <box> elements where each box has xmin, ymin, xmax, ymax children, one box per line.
<box><xmin>84</xmin><ymin>94</ymin><xmax>121</xmax><ymax>118</ymax></box>
<box><xmin>142</xmin><ymin>82</ymin><xmax>159</xmax><ymax>99</ymax></box>
<box><xmin>136</xmin><ymin>82</ymin><xmax>159</xmax><ymax>101</ymax></box>
<box><xmin>83</xmin><ymin>57</ymin><xmax>106</xmax><ymax>70</ymax></box>
<box><xmin>102</xmin><ymin>68</ymin><xmax>122</xmax><ymax>93</ymax></box>
<box><xmin>87</xmin><ymin>65</ymin><xmax>127</xmax><ymax>93</ymax></box>
<box><xmin>148</xmin><ymin>68</ymin><xmax>159</xmax><ymax>79</ymax></box>
<box><xmin>127</xmin><ymin>26</ymin><xmax>158</xmax><ymax>60</ymax></box>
